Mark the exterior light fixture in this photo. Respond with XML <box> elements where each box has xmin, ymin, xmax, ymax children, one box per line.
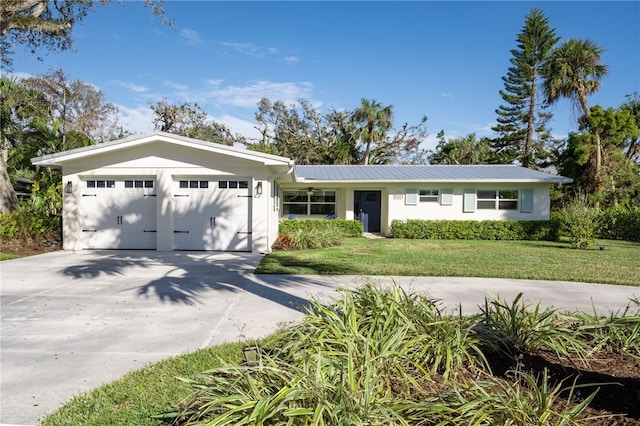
<box><xmin>64</xmin><ymin>181</ymin><xmax>72</xmax><ymax>194</ymax></box>
<box><xmin>255</xmin><ymin>181</ymin><xmax>263</xmax><ymax>196</ymax></box>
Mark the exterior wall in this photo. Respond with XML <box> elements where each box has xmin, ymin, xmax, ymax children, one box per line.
<box><xmin>60</xmin><ymin>141</ymin><xmax>276</xmax><ymax>252</ymax></box>
<box><xmin>277</xmin><ymin>182</ymin><xmax>553</xmax><ymax>236</ymax></box>
<box><xmin>386</xmin><ymin>183</ymin><xmax>551</xmax><ymax>224</ymax></box>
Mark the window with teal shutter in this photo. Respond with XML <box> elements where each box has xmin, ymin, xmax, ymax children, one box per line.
<box><xmin>463</xmin><ymin>188</ymin><xmax>476</xmax><ymax>212</ymax></box>
<box><xmin>521</xmin><ymin>188</ymin><xmax>534</xmax><ymax>213</ymax></box>
<box><xmin>440</xmin><ymin>188</ymin><xmax>453</xmax><ymax>205</ymax></box>
<box><xmin>405</xmin><ymin>188</ymin><xmax>418</xmax><ymax>205</ymax></box>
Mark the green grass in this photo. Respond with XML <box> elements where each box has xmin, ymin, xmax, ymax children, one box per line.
<box><xmin>255</xmin><ymin>238</ymin><xmax>640</xmax><ymax>286</ymax></box>
<box><xmin>0</xmin><ymin>253</ymin><xmax>23</xmax><ymax>261</ymax></box>
<box><xmin>41</xmin><ymin>343</ymin><xmax>246</xmax><ymax>426</ymax></box>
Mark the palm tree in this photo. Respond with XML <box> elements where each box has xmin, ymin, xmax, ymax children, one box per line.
<box><xmin>542</xmin><ymin>38</ymin><xmax>609</xmax><ymax>203</ymax></box>
<box><xmin>542</xmin><ymin>38</ymin><xmax>609</xmax><ymax>117</ymax></box>
<box><xmin>353</xmin><ymin>99</ymin><xmax>393</xmax><ymax>165</ymax></box>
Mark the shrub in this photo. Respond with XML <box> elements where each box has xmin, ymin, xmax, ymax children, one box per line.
<box><xmin>598</xmin><ymin>205</ymin><xmax>640</xmax><ymax>242</ymax></box>
<box><xmin>0</xmin><ymin>204</ymin><xmax>61</xmax><ymax>240</ymax></box>
<box><xmin>278</xmin><ymin>218</ymin><xmax>363</xmax><ymax>237</ymax></box>
<box><xmin>390</xmin><ymin>219</ymin><xmax>559</xmax><ymax>241</ymax></box>
<box><xmin>556</xmin><ymin>195</ymin><xmax>600</xmax><ymax>249</ymax></box>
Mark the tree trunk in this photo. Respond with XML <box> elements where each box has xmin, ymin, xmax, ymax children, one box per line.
<box><xmin>0</xmin><ymin>157</ymin><xmax>20</xmax><ymax>213</ymax></box>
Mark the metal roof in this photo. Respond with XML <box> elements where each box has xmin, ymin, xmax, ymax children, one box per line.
<box><xmin>293</xmin><ymin>165</ymin><xmax>572</xmax><ymax>183</ymax></box>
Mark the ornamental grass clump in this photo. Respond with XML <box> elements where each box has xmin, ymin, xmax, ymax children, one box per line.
<box><xmin>167</xmin><ymin>285</ymin><xmax>605</xmax><ymax>425</ymax></box>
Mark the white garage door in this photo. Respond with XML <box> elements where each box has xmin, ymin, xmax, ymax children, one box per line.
<box><xmin>173</xmin><ymin>178</ymin><xmax>251</xmax><ymax>251</ymax></box>
<box><xmin>80</xmin><ymin>178</ymin><xmax>157</xmax><ymax>249</ymax></box>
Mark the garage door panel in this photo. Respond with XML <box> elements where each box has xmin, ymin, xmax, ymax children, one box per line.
<box><xmin>80</xmin><ymin>179</ymin><xmax>157</xmax><ymax>249</ymax></box>
<box><xmin>172</xmin><ymin>178</ymin><xmax>250</xmax><ymax>251</ymax></box>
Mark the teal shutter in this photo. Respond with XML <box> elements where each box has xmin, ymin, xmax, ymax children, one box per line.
<box><xmin>440</xmin><ymin>188</ymin><xmax>453</xmax><ymax>205</ymax></box>
<box><xmin>405</xmin><ymin>188</ymin><xmax>418</xmax><ymax>205</ymax></box>
<box><xmin>463</xmin><ymin>188</ymin><xmax>476</xmax><ymax>213</ymax></box>
<box><xmin>521</xmin><ymin>188</ymin><xmax>534</xmax><ymax>213</ymax></box>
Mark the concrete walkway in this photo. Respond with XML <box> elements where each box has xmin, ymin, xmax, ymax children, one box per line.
<box><xmin>1</xmin><ymin>250</ymin><xmax>638</xmax><ymax>425</ymax></box>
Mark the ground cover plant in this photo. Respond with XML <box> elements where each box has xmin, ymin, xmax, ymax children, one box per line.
<box><xmin>257</xmin><ymin>238</ymin><xmax>640</xmax><ymax>287</ymax></box>
<box><xmin>43</xmin><ymin>285</ymin><xmax>640</xmax><ymax>425</ymax></box>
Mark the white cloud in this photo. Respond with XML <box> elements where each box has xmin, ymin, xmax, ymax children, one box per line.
<box><xmin>114</xmin><ymin>80</ymin><xmax>148</xmax><ymax>93</ymax></box>
<box><xmin>162</xmin><ymin>80</ymin><xmax>190</xmax><ymax>92</ymax></box>
<box><xmin>214</xmin><ymin>114</ymin><xmax>262</xmax><ymax>140</ymax></box>
<box><xmin>4</xmin><ymin>71</ymin><xmax>32</xmax><ymax>80</ymax></box>
<box><xmin>206</xmin><ymin>80</ymin><xmax>315</xmax><ymax>108</ymax></box>
<box><xmin>116</xmin><ymin>104</ymin><xmax>155</xmax><ymax>134</ymax></box>
<box><xmin>284</xmin><ymin>56</ymin><xmax>299</xmax><ymax>64</ymax></box>
<box><xmin>180</xmin><ymin>28</ymin><xmax>205</xmax><ymax>46</ymax></box>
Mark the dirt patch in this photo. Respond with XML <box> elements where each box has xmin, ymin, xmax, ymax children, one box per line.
<box><xmin>497</xmin><ymin>350</ymin><xmax>640</xmax><ymax>424</ymax></box>
<box><xmin>1</xmin><ymin>234</ymin><xmax>62</xmax><ymax>257</ymax></box>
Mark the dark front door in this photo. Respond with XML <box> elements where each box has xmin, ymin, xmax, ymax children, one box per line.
<box><xmin>354</xmin><ymin>191</ymin><xmax>381</xmax><ymax>233</ymax></box>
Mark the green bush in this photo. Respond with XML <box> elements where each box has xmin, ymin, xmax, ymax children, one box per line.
<box><xmin>278</xmin><ymin>218</ymin><xmax>363</xmax><ymax>237</ymax></box>
<box><xmin>0</xmin><ymin>204</ymin><xmax>61</xmax><ymax>240</ymax></box>
<box><xmin>598</xmin><ymin>205</ymin><xmax>640</xmax><ymax>242</ymax></box>
<box><xmin>390</xmin><ymin>219</ymin><xmax>559</xmax><ymax>241</ymax></box>
<box><xmin>555</xmin><ymin>196</ymin><xmax>600</xmax><ymax>249</ymax></box>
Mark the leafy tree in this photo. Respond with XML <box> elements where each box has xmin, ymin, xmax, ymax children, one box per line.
<box><xmin>492</xmin><ymin>8</ymin><xmax>558</xmax><ymax>168</ymax></box>
<box><xmin>542</xmin><ymin>39</ymin><xmax>609</xmax><ymax>203</ymax></box>
<box><xmin>620</xmin><ymin>92</ymin><xmax>640</xmax><ymax>164</ymax></box>
<box><xmin>428</xmin><ymin>132</ymin><xmax>491</xmax><ymax>165</ymax></box>
<box><xmin>248</xmin><ymin>97</ymin><xmax>428</xmax><ymax>165</ymax></box>
<box><xmin>0</xmin><ymin>77</ymin><xmax>50</xmax><ymax>212</ymax></box>
<box><xmin>558</xmin><ymin>105</ymin><xmax>639</xmax><ymax>207</ymax></box>
<box><xmin>150</xmin><ymin>99</ymin><xmax>243</xmax><ymax>146</ymax></box>
<box><xmin>0</xmin><ymin>0</ymin><xmax>171</xmax><ymax>68</ymax></box>
<box><xmin>24</xmin><ymin>68</ymin><xmax>120</xmax><ymax>144</ymax></box>
<box><xmin>353</xmin><ymin>99</ymin><xmax>393</xmax><ymax>165</ymax></box>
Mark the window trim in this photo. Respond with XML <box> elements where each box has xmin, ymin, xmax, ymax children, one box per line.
<box><xmin>476</xmin><ymin>189</ymin><xmax>519</xmax><ymax>210</ymax></box>
<box><xmin>282</xmin><ymin>189</ymin><xmax>336</xmax><ymax>217</ymax></box>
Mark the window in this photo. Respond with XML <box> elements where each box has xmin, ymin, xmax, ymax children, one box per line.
<box><xmin>419</xmin><ymin>189</ymin><xmax>439</xmax><ymax>203</ymax></box>
<box><xmin>477</xmin><ymin>190</ymin><xmax>518</xmax><ymax>210</ymax></box>
<box><xmin>282</xmin><ymin>190</ymin><xmax>336</xmax><ymax>216</ymax></box>
<box><xmin>218</xmin><ymin>180</ymin><xmax>248</xmax><ymax>189</ymax></box>
<box><xmin>86</xmin><ymin>180</ymin><xmax>115</xmax><ymax>188</ymax></box>
<box><xmin>125</xmin><ymin>180</ymin><xmax>154</xmax><ymax>188</ymax></box>
<box><xmin>179</xmin><ymin>180</ymin><xmax>209</xmax><ymax>189</ymax></box>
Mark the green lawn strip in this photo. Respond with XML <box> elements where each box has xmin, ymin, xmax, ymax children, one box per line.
<box><xmin>255</xmin><ymin>238</ymin><xmax>639</xmax><ymax>286</ymax></box>
<box><xmin>0</xmin><ymin>253</ymin><xmax>23</xmax><ymax>261</ymax></box>
<box><xmin>41</xmin><ymin>342</ymin><xmax>246</xmax><ymax>426</ymax></box>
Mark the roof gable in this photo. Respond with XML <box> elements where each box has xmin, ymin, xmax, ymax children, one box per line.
<box><xmin>31</xmin><ymin>131</ymin><xmax>293</xmax><ymax>168</ymax></box>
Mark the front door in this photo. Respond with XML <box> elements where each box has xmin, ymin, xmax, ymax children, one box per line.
<box><xmin>354</xmin><ymin>191</ymin><xmax>381</xmax><ymax>233</ymax></box>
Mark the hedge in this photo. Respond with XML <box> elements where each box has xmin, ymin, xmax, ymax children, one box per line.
<box><xmin>597</xmin><ymin>206</ymin><xmax>640</xmax><ymax>242</ymax></box>
<box><xmin>278</xmin><ymin>218</ymin><xmax>364</xmax><ymax>237</ymax></box>
<box><xmin>390</xmin><ymin>219</ymin><xmax>560</xmax><ymax>241</ymax></box>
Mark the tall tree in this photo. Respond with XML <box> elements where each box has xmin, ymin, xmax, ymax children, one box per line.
<box><xmin>0</xmin><ymin>77</ymin><xmax>50</xmax><ymax>212</ymax></box>
<box><xmin>352</xmin><ymin>99</ymin><xmax>393</xmax><ymax>165</ymax></box>
<box><xmin>24</xmin><ymin>69</ymin><xmax>120</xmax><ymax>144</ymax></box>
<box><xmin>0</xmin><ymin>0</ymin><xmax>171</xmax><ymax>68</ymax></box>
<box><xmin>150</xmin><ymin>99</ymin><xmax>242</xmax><ymax>146</ymax></box>
<box><xmin>542</xmin><ymin>38</ymin><xmax>609</xmax><ymax>202</ymax></box>
<box><xmin>620</xmin><ymin>92</ymin><xmax>640</xmax><ymax>164</ymax></box>
<box><xmin>492</xmin><ymin>8</ymin><xmax>558</xmax><ymax>168</ymax></box>
<box><xmin>557</xmin><ymin>105</ymin><xmax>638</xmax><ymax>206</ymax></box>
<box><xmin>428</xmin><ymin>132</ymin><xmax>491</xmax><ymax>165</ymax></box>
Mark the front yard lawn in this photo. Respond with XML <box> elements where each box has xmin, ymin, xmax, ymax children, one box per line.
<box><xmin>256</xmin><ymin>238</ymin><xmax>639</xmax><ymax>286</ymax></box>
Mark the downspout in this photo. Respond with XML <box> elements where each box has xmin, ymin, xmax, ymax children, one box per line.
<box><xmin>264</xmin><ymin>161</ymin><xmax>295</xmax><ymax>252</ymax></box>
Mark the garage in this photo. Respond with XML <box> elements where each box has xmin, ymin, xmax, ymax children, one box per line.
<box><xmin>31</xmin><ymin>132</ymin><xmax>295</xmax><ymax>253</ymax></box>
<box><xmin>172</xmin><ymin>177</ymin><xmax>251</xmax><ymax>251</ymax></box>
<box><xmin>80</xmin><ymin>178</ymin><xmax>157</xmax><ymax>249</ymax></box>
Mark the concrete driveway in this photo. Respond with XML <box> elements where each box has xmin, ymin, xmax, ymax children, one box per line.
<box><xmin>2</xmin><ymin>250</ymin><xmax>638</xmax><ymax>425</ymax></box>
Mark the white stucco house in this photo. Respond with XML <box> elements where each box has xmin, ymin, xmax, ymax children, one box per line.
<box><xmin>31</xmin><ymin>132</ymin><xmax>572</xmax><ymax>253</ymax></box>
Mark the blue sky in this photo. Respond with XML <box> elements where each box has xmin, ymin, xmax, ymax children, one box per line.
<box><xmin>7</xmin><ymin>1</ymin><xmax>640</xmax><ymax>151</ymax></box>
